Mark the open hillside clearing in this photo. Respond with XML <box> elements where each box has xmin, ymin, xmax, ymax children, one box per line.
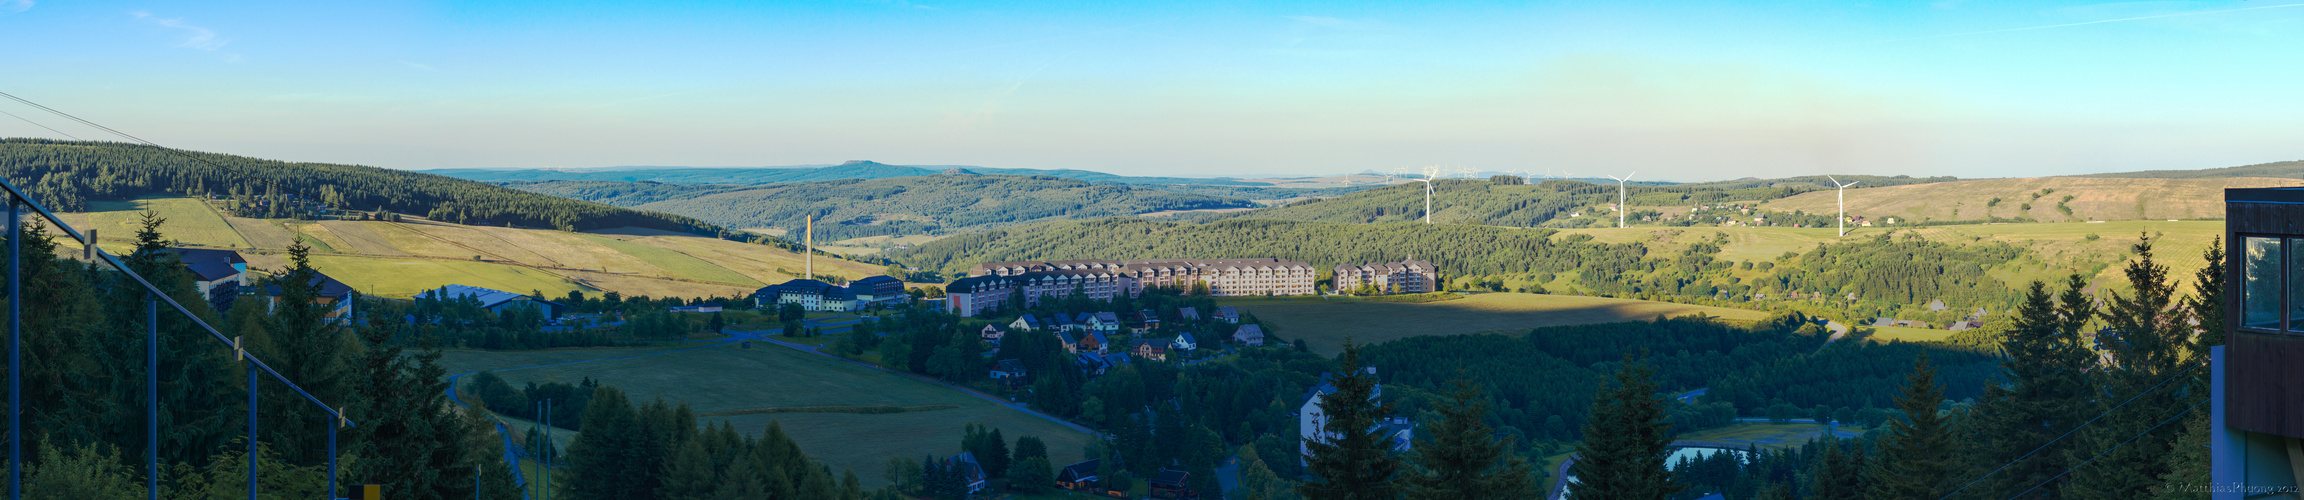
<box><xmin>439</xmin><ymin>341</ymin><xmax>1093</xmax><ymax>488</ymax></box>
<box><xmin>57</xmin><ymin>195</ymin><xmax>887</xmax><ymax>298</ymax></box>
<box><xmin>1758</xmin><ymin>176</ymin><xmax>2297</xmax><ymax>223</ymax></box>
<box><xmin>1223</xmin><ymin>293</ymin><xmax>1770</xmax><ymax>356</ymax></box>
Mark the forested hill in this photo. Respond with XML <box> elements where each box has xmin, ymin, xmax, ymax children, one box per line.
<box><xmin>893</xmin><ymin>217</ymin><xmax>2029</xmax><ymax>321</ymax></box>
<box><xmin>1200</xmin><ymin>174</ymin><xmax>1953</xmax><ymax>228</ymax></box>
<box><xmin>0</xmin><ymin>138</ymin><xmax>726</xmax><ymax>234</ymax></box>
<box><xmin>500</xmin><ymin>173</ymin><xmax>1260</xmax><ymax>240</ymax></box>
<box><xmin>426</xmin><ymin>160</ymin><xmax>1266</xmax><ymax>186</ymax></box>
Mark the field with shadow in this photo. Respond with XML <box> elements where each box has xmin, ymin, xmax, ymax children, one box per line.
<box><xmin>1223</xmin><ymin>292</ymin><xmax>1769</xmax><ymax>355</ymax></box>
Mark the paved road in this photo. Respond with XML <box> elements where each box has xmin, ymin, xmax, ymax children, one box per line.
<box><xmin>725</xmin><ymin>329</ymin><xmax>1105</xmax><ymax>438</ymax></box>
<box><xmin>1817</xmin><ymin>321</ymin><xmax>1850</xmax><ymax>352</ymax></box>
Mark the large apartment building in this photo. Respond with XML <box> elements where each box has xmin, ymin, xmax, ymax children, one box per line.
<box><xmin>1332</xmin><ymin>258</ymin><xmax>1439</xmax><ymax>295</ymax></box>
<box><xmin>944</xmin><ymin>258</ymin><xmax>1316</xmax><ymax>316</ymax></box>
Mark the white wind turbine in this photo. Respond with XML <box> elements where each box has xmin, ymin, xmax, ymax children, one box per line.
<box><xmin>1393</xmin><ymin>166</ymin><xmax>1450</xmax><ymax>224</ymax></box>
<box><xmin>1828</xmin><ymin>175</ymin><xmax>1860</xmax><ymax>237</ymax></box>
<box><xmin>1606</xmin><ymin>172</ymin><xmax>1635</xmax><ymax>228</ymax></box>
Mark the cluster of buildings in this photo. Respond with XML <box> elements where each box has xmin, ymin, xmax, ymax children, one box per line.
<box><xmin>944</xmin><ymin>257</ymin><xmax>1443</xmax><ymax>316</ymax></box>
<box><xmin>750</xmin><ymin>276</ymin><xmax>905</xmax><ymax>312</ymax></box>
<box><xmin>173</xmin><ymin>248</ymin><xmax>357</xmax><ymax>323</ymax></box>
<box><xmin>1331</xmin><ymin>258</ymin><xmax>1439</xmax><ymax>295</ymax></box>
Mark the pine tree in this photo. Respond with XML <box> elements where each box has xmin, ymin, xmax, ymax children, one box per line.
<box><xmin>562</xmin><ymin>385</ymin><xmax>641</xmax><ymax>500</ymax></box>
<box><xmin>1297</xmin><ymin>341</ymin><xmax>1403</xmax><ymax>499</ymax></box>
<box><xmin>1011</xmin><ymin>456</ymin><xmax>1056</xmax><ymax>494</ymax></box>
<box><xmin>983</xmin><ymin>428</ymin><xmax>1012</xmax><ymax>479</ymax></box>
<box><xmin>659</xmin><ymin>439</ymin><xmax>717</xmax><ymax>500</ymax></box>
<box><xmin>1235</xmin><ymin>444</ymin><xmax>1301</xmax><ymax>500</ymax></box>
<box><xmin>1808</xmin><ymin>442</ymin><xmax>1864</xmax><ymax>500</ymax></box>
<box><xmin>257</xmin><ymin>240</ymin><xmax>355</xmax><ymax>465</ymax></box>
<box><xmin>1401</xmin><ymin>379</ymin><xmax>1536</xmax><ymax>500</ymax></box>
<box><xmin>1567</xmin><ymin>355</ymin><xmax>1683</xmax><ymax>500</ymax></box>
<box><xmin>2188</xmin><ymin>236</ymin><xmax>2225</xmax><ymax>349</ymax></box>
<box><xmin>1867</xmin><ymin>354</ymin><xmax>1954</xmax><ymax>499</ymax></box>
<box><xmin>2149</xmin><ymin>411</ymin><xmax>2212</xmax><ymax>500</ymax></box>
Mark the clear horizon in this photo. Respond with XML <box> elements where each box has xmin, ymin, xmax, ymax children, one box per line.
<box><xmin>4</xmin><ymin>1</ymin><xmax>2302</xmax><ymax>179</ymax></box>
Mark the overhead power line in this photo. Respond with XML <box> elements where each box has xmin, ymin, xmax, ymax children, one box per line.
<box><xmin>0</xmin><ymin>89</ymin><xmax>260</xmax><ymax>181</ymax></box>
<box><xmin>0</xmin><ymin>108</ymin><xmax>82</xmax><ymax>141</ymax></box>
<box><xmin>2003</xmin><ymin>395</ymin><xmax>2210</xmax><ymax>500</ymax></box>
<box><xmin>1937</xmin><ymin>359</ymin><xmax>2205</xmax><ymax>500</ymax></box>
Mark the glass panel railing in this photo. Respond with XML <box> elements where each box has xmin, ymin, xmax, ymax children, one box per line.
<box><xmin>2243</xmin><ymin>236</ymin><xmax>2283</xmax><ymax>330</ymax></box>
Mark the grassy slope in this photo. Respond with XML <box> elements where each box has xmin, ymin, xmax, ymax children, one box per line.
<box><xmin>1221</xmin><ymin>293</ymin><xmax>1769</xmax><ymax>356</ymax></box>
<box><xmin>60</xmin><ymin>195</ymin><xmax>884</xmax><ymax>299</ymax></box>
<box><xmin>439</xmin><ymin>343</ymin><xmax>1092</xmax><ymax>488</ymax></box>
<box><xmin>1757</xmin><ymin>176</ymin><xmax>2298</xmax><ymax>223</ymax></box>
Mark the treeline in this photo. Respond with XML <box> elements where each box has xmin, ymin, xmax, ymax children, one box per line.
<box><xmin>1355</xmin><ymin>312</ymin><xmax>2002</xmax><ymax>446</ymax></box>
<box><xmin>0</xmin><ymin>138</ymin><xmax>727</xmax><ymax>234</ymax></box>
<box><xmin>3</xmin><ymin>214</ymin><xmax>520</xmax><ymax>497</ymax></box>
<box><xmin>503</xmin><ymin>172</ymin><xmax>1259</xmax><ymax>240</ymax></box>
<box><xmin>1570</xmin><ymin>234</ymin><xmax>2227</xmax><ymax>500</ymax></box>
<box><xmin>894</xmin><ymin>217</ymin><xmax>2030</xmax><ymax>318</ymax></box>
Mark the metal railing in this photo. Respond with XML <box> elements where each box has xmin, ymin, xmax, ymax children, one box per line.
<box><xmin>0</xmin><ymin>177</ymin><xmax>359</xmax><ymax>500</ymax></box>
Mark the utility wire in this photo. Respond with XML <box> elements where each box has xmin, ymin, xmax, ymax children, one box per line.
<box><xmin>2003</xmin><ymin>395</ymin><xmax>2210</xmax><ymax>500</ymax></box>
<box><xmin>1937</xmin><ymin>359</ymin><xmax>2205</xmax><ymax>500</ymax></box>
<box><xmin>0</xmin><ymin>108</ymin><xmax>80</xmax><ymax>140</ymax></box>
<box><xmin>0</xmin><ymin>89</ymin><xmax>260</xmax><ymax>182</ymax></box>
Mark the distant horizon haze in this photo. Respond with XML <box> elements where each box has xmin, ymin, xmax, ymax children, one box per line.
<box><xmin>3</xmin><ymin>1</ymin><xmax>2301</xmax><ymax>180</ymax></box>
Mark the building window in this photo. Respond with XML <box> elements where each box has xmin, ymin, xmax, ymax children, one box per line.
<box><xmin>2244</xmin><ymin>236</ymin><xmax>2284</xmax><ymax>331</ymax></box>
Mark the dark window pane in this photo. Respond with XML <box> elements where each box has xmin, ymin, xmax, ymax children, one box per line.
<box><xmin>2244</xmin><ymin>237</ymin><xmax>2283</xmax><ymax>330</ymax></box>
<box><xmin>2293</xmin><ymin>238</ymin><xmax>2304</xmax><ymax>332</ymax></box>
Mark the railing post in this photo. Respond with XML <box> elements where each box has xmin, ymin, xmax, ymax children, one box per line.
<box><xmin>8</xmin><ymin>197</ymin><xmax>18</xmax><ymax>500</ymax></box>
<box><xmin>246</xmin><ymin>359</ymin><xmax>257</xmax><ymax>500</ymax></box>
<box><xmin>148</xmin><ymin>295</ymin><xmax>159</xmax><ymax>500</ymax></box>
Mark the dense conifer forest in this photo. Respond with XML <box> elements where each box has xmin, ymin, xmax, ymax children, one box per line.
<box><xmin>0</xmin><ymin>139</ymin><xmax>726</xmax><ymax>234</ymax></box>
<box><xmin>1192</xmin><ymin>174</ymin><xmax>1955</xmax><ymax>228</ymax></box>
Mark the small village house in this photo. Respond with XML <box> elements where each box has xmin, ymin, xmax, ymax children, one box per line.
<box><xmin>1233</xmin><ymin>324</ymin><xmax>1265</xmax><ymax>347</ymax></box>
<box><xmin>1056</xmin><ymin>459</ymin><xmax>1101</xmax><ymax>491</ymax></box>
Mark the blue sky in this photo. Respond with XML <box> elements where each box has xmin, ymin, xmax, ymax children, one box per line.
<box><xmin>3</xmin><ymin>0</ymin><xmax>2302</xmax><ymax>180</ymax></box>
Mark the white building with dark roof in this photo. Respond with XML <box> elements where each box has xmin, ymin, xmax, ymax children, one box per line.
<box><xmin>1333</xmin><ymin>258</ymin><xmax>1440</xmax><ymax>295</ymax></box>
<box><xmin>753</xmin><ymin>278</ymin><xmax>859</xmax><ymax>312</ymax></box>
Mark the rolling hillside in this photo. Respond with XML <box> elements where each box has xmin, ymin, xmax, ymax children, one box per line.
<box><xmin>57</xmin><ymin>196</ymin><xmax>889</xmax><ymax>299</ymax></box>
<box><xmin>426</xmin><ymin>160</ymin><xmax>1266</xmax><ymax>186</ymax></box>
<box><xmin>1757</xmin><ymin>176</ymin><xmax>2300</xmax><ymax>223</ymax></box>
<box><xmin>501</xmin><ymin>172</ymin><xmax>1260</xmax><ymax>240</ymax></box>
<box><xmin>2076</xmin><ymin>160</ymin><xmax>2304</xmax><ymax>179</ymax></box>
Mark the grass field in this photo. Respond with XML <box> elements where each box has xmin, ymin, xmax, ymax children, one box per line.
<box><xmin>58</xmin><ymin>195</ymin><xmax>888</xmax><ymax>300</ymax></box>
<box><xmin>438</xmin><ymin>343</ymin><xmax>1094</xmax><ymax>487</ymax></box>
<box><xmin>574</xmin><ymin>234</ymin><xmax>763</xmax><ymax>287</ymax></box>
<box><xmin>1223</xmin><ymin>293</ymin><xmax>1770</xmax><ymax>355</ymax></box>
<box><xmin>1553</xmin><ymin>226</ymin><xmax>1843</xmax><ymax>263</ymax></box>
<box><xmin>1758</xmin><ymin>176</ymin><xmax>2295</xmax><ymax>223</ymax></box>
<box><xmin>1863</xmin><ymin>325</ymin><xmax>1955</xmax><ymax>343</ymax></box>
<box><xmin>73</xmin><ymin>197</ymin><xmax>251</xmax><ymax>249</ymax></box>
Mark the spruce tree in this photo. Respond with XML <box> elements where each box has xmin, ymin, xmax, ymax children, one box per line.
<box><xmin>1867</xmin><ymin>354</ymin><xmax>1954</xmax><ymax>500</ymax></box>
<box><xmin>659</xmin><ymin>439</ymin><xmax>717</xmax><ymax>500</ymax></box>
<box><xmin>2188</xmin><ymin>237</ymin><xmax>2225</xmax><ymax>349</ymax></box>
<box><xmin>257</xmin><ymin>240</ymin><xmax>355</xmax><ymax>465</ymax></box>
<box><xmin>2068</xmin><ymin>235</ymin><xmax>2199</xmax><ymax>500</ymax></box>
<box><xmin>1567</xmin><ymin>355</ymin><xmax>1682</xmax><ymax>500</ymax></box>
<box><xmin>1297</xmin><ymin>341</ymin><xmax>1403</xmax><ymax>500</ymax></box>
<box><xmin>1808</xmin><ymin>442</ymin><xmax>1864</xmax><ymax>500</ymax></box>
<box><xmin>1401</xmin><ymin>379</ymin><xmax>1536</xmax><ymax>500</ymax></box>
<box><xmin>562</xmin><ymin>385</ymin><xmax>640</xmax><ymax>500</ymax></box>
<box><xmin>1961</xmin><ymin>275</ymin><xmax>2097</xmax><ymax>499</ymax></box>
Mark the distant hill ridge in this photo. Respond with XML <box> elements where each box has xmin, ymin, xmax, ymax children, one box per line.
<box><xmin>499</xmin><ymin>173</ymin><xmax>1260</xmax><ymax>240</ymax></box>
<box><xmin>424</xmin><ymin>160</ymin><xmax>1267</xmax><ymax>186</ymax></box>
<box><xmin>2076</xmin><ymin>160</ymin><xmax>2304</xmax><ymax>179</ymax></box>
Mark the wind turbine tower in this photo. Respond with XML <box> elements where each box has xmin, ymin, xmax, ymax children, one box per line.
<box><xmin>1606</xmin><ymin>172</ymin><xmax>1635</xmax><ymax>228</ymax></box>
<box><xmin>1828</xmin><ymin>176</ymin><xmax>1860</xmax><ymax>237</ymax></box>
<box><xmin>1414</xmin><ymin>166</ymin><xmax>1440</xmax><ymax>224</ymax></box>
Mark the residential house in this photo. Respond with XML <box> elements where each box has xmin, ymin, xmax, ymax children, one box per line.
<box><xmin>1135</xmin><ymin>309</ymin><xmax>1161</xmax><ymax>333</ymax></box>
<box><xmin>753</xmin><ymin>279</ymin><xmax>859</xmax><ymax>312</ymax></box>
<box><xmin>1075</xmin><ymin>352</ymin><xmax>1110</xmax><ymax>376</ymax></box>
<box><xmin>2210</xmin><ymin>187</ymin><xmax>2304</xmax><ymax>489</ymax></box>
<box><xmin>1056</xmin><ymin>459</ymin><xmax>1102</xmax><ymax>491</ymax></box>
<box><xmin>1131</xmin><ymin>338</ymin><xmax>1172</xmax><ymax>362</ymax></box>
<box><xmin>981</xmin><ymin>324</ymin><xmax>1008</xmax><ymax>344</ymax></box>
<box><xmin>946</xmin><ymin>452</ymin><xmax>987</xmax><ymax>493</ymax></box>
<box><xmin>1059</xmin><ymin>331</ymin><xmax>1082</xmax><ymax>354</ymax></box>
<box><xmin>420</xmin><ymin>284</ymin><xmax>567</xmax><ymax>318</ymax></box>
<box><xmin>1052</xmin><ymin>313</ymin><xmax>1081</xmax><ymax>332</ymax></box>
<box><xmin>1102</xmin><ymin>352</ymin><xmax>1132</xmax><ymax>371</ymax></box>
<box><xmin>1233</xmin><ymin>324</ymin><xmax>1265</xmax><ymax>347</ymax></box>
<box><xmin>1173</xmin><ymin>332</ymin><xmax>1197</xmax><ymax>352</ymax></box>
<box><xmin>1011</xmin><ymin>313</ymin><xmax>1042</xmax><ymax>331</ymax></box>
<box><xmin>262</xmin><ymin>272</ymin><xmax>359</xmax><ymax>325</ymax></box>
<box><xmin>971</xmin><ymin>257</ymin><xmax>1317</xmax><ymax>298</ymax></box>
<box><xmin>1177</xmin><ymin>307</ymin><xmax>1200</xmax><ymax>322</ymax></box>
<box><xmin>990</xmin><ymin>359</ymin><xmax>1028</xmax><ymax>387</ymax></box>
<box><xmin>174</xmin><ymin>248</ymin><xmax>246</xmax><ymax>312</ymax></box>
<box><xmin>1090</xmin><ymin>312</ymin><xmax>1122</xmax><ymax>334</ymax></box>
<box><xmin>669</xmin><ymin>303</ymin><xmax>722</xmax><ymax>313</ymax></box>
<box><xmin>1300</xmin><ymin>368</ymin><xmax>1412</xmax><ymax>461</ymax></box>
<box><xmin>1149</xmin><ymin>468</ymin><xmax>1193</xmax><ymax>499</ymax></box>
<box><xmin>1215</xmin><ymin>306</ymin><xmax>1241</xmax><ymax>323</ymax></box>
